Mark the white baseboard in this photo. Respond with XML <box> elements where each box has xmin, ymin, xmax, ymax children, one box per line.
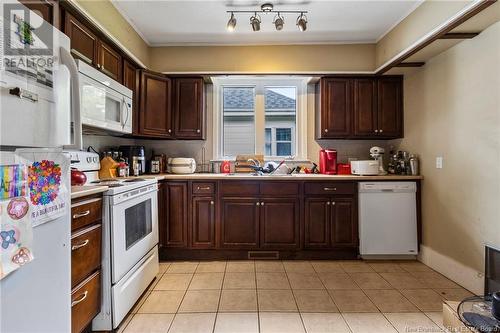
<box><xmin>418</xmin><ymin>245</ymin><xmax>484</xmax><ymax>295</ymax></box>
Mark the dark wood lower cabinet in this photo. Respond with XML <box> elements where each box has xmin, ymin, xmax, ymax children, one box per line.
<box><xmin>191</xmin><ymin>197</ymin><xmax>216</xmax><ymax>248</ymax></box>
<box><xmin>260</xmin><ymin>198</ymin><xmax>300</xmax><ymax>249</ymax></box>
<box><xmin>158</xmin><ymin>180</ymin><xmax>366</xmax><ymax>259</ymax></box>
<box><xmin>220</xmin><ymin>198</ymin><xmax>260</xmax><ymax>249</ymax></box>
<box><xmin>161</xmin><ymin>182</ymin><xmax>188</xmax><ymax>247</ymax></box>
<box><xmin>304</xmin><ymin>196</ymin><xmax>358</xmax><ymax>249</ymax></box>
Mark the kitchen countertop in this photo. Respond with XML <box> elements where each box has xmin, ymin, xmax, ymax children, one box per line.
<box><xmin>134</xmin><ymin>173</ymin><xmax>423</xmax><ymax>181</ymax></box>
<box><xmin>71</xmin><ymin>185</ymin><xmax>109</xmax><ymax>199</ymax></box>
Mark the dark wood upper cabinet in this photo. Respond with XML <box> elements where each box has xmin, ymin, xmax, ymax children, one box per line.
<box><xmin>317</xmin><ymin>76</ymin><xmax>403</xmax><ymax>139</ymax></box>
<box><xmin>173</xmin><ymin>78</ymin><xmax>205</xmax><ymax>139</ymax></box>
<box><xmin>64</xmin><ymin>11</ymin><xmax>98</xmax><ymax>66</ymax></box>
<box><xmin>123</xmin><ymin>59</ymin><xmax>139</xmax><ymax>134</ymax></box>
<box><xmin>191</xmin><ymin>197</ymin><xmax>216</xmax><ymax>249</ymax></box>
<box><xmin>220</xmin><ymin>198</ymin><xmax>259</xmax><ymax>249</ymax></box>
<box><xmin>353</xmin><ymin>79</ymin><xmax>377</xmax><ymax>137</ymax></box>
<box><xmin>259</xmin><ymin>198</ymin><xmax>300</xmax><ymax>249</ymax></box>
<box><xmin>330</xmin><ymin>197</ymin><xmax>357</xmax><ymax>247</ymax></box>
<box><xmin>377</xmin><ymin>77</ymin><xmax>403</xmax><ymax>138</ymax></box>
<box><xmin>20</xmin><ymin>0</ymin><xmax>59</xmax><ymax>27</ymax></box>
<box><xmin>317</xmin><ymin>78</ymin><xmax>352</xmax><ymax>139</ymax></box>
<box><xmin>139</xmin><ymin>71</ymin><xmax>173</xmax><ymax>138</ymax></box>
<box><xmin>98</xmin><ymin>40</ymin><xmax>122</xmax><ymax>82</ymax></box>
<box><xmin>162</xmin><ymin>182</ymin><xmax>188</xmax><ymax>247</ymax></box>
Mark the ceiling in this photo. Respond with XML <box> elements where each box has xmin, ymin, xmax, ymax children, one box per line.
<box><xmin>111</xmin><ymin>0</ymin><xmax>423</xmax><ymax>46</ymax></box>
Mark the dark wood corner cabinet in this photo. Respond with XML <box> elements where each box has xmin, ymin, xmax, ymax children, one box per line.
<box><xmin>136</xmin><ymin>73</ymin><xmax>205</xmax><ymax>139</ymax></box>
<box><xmin>316</xmin><ymin>76</ymin><xmax>403</xmax><ymax>139</ymax></box>
<box><xmin>157</xmin><ymin>179</ymin><xmax>358</xmax><ymax>260</ymax></box>
<box><xmin>70</xmin><ymin>194</ymin><xmax>103</xmax><ymax>333</ymax></box>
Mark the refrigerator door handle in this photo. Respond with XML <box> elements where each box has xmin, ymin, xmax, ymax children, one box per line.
<box><xmin>60</xmin><ymin>46</ymin><xmax>83</xmax><ymax>150</ymax></box>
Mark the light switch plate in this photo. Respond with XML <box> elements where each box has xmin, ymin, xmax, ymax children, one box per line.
<box><xmin>436</xmin><ymin>156</ymin><xmax>443</xmax><ymax>169</ymax></box>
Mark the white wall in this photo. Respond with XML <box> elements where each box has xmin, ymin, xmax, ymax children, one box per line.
<box><xmin>392</xmin><ymin>21</ymin><xmax>500</xmax><ymax>294</ymax></box>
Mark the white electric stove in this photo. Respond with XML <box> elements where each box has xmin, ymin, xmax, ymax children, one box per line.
<box><xmin>65</xmin><ymin>150</ymin><xmax>159</xmax><ymax>330</ymax></box>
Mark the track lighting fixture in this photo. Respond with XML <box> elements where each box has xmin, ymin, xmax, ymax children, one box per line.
<box><xmin>226</xmin><ymin>3</ymin><xmax>308</xmax><ymax>32</ymax></box>
<box><xmin>226</xmin><ymin>12</ymin><xmax>237</xmax><ymax>32</ymax></box>
<box><xmin>296</xmin><ymin>12</ymin><xmax>307</xmax><ymax>31</ymax></box>
<box><xmin>250</xmin><ymin>13</ymin><xmax>261</xmax><ymax>31</ymax></box>
<box><xmin>273</xmin><ymin>13</ymin><xmax>284</xmax><ymax>31</ymax></box>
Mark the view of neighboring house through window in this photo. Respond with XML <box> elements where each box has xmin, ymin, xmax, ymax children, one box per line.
<box><xmin>220</xmin><ymin>78</ymin><xmax>302</xmax><ymax>158</ymax></box>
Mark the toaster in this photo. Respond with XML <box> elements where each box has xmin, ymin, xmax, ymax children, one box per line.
<box><xmin>167</xmin><ymin>158</ymin><xmax>197</xmax><ymax>174</ymax></box>
<box><xmin>350</xmin><ymin>160</ymin><xmax>380</xmax><ymax>176</ymax></box>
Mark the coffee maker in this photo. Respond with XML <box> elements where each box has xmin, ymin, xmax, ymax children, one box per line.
<box><xmin>319</xmin><ymin>149</ymin><xmax>337</xmax><ymax>174</ymax></box>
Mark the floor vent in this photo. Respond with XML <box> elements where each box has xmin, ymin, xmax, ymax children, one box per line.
<box><xmin>248</xmin><ymin>251</ymin><xmax>279</xmax><ymax>260</ymax></box>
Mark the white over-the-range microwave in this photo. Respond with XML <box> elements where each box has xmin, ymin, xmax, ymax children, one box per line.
<box><xmin>77</xmin><ymin>59</ymin><xmax>133</xmax><ymax>134</ymax></box>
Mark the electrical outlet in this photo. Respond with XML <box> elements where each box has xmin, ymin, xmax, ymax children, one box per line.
<box><xmin>436</xmin><ymin>156</ymin><xmax>443</xmax><ymax>169</ymax></box>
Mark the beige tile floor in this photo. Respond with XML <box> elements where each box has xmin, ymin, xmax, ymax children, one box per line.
<box><xmin>118</xmin><ymin>260</ymin><xmax>473</xmax><ymax>333</ymax></box>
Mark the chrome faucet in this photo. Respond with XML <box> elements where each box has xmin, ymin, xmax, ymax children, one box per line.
<box><xmin>247</xmin><ymin>159</ymin><xmax>263</xmax><ymax>175</ymax></box>
<box><xmin>247</xmin><ymin>158</ymin><xmax>261</xmax><ymax>167</ymax></box>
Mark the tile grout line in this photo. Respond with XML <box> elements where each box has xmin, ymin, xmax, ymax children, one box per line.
<box><xmin>212</xmin><ymin>261</ymin><xmax>228</xmax><ymax>333</ymax></box>
<box><xmin>284</xmin><ymin>261</ymin><xmax>308</xmax><ymax>333</ymax></box>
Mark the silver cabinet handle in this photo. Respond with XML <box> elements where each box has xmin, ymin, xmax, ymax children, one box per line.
<box><xmin>73</xmin><ymin>210</ymin><xmax>90</xmax><ymax>219</ymax></box>
<box><xmin>168</xmin><ymin>129</ymin><xmax>172</xmax><ymax>133</ymax></box>
<box><xmin>261</xmin><ymin>202</ymin><xmax>264</xmax><ymax>206</ymax></box>
<box><xmin>324</xmin><ymin>129</ymin><xmax>329</xmax><ymax>133</ymax></box>
<box><xmin>323</xmin><ymin>187</ymin><xmax>337</xmax><ymax>191</ymax></box>
<box><xmin>256</xmin><ymin>202</ymin><xmax>260</xmax><ymax>206</ymax></box>
<box><xmin>71</xmin><ymin>291</ymin><xmax>88</xmax><ymax>307</ymax></box>
<box><xmin>374</xmin><ymin>129</ymin><xmax>379</xmax><ymax>133</ymax></box>
<box><xmin>379</xmin><ymin>129</ymin><xmax>383</xmax><ymax>133</ymax></box>
<box><xmin>196</xmin><ymin>129</ymin><xmax>201</xmax><ymax>133</ymax></box>
<box><xmin>197</xmin><ymin>186</ymin><xmax>211</xmax><ymax>190</ymax></box>
<box><xmin>331</xmin><ymin>202</ymin><xmax>336</xmax><ymax>206</ymax></box>
<box><xmin>326</xmin><ymin>202</ymin><xmax>330</xmax><ymax>205</ymax></box>
<box><xmin>71</xmin><ymin>239</ymin><xmax>89</xmax><ymax>251</ymax></box>
<box><xmin>210</xmin><ymin>201</ymin><xmax>214</xmax><ymax>205</ymax></box>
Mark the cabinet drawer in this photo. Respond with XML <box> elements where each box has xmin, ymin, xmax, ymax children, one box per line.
<box><xmin>260</xmin><ymin>182</ymin><xmax>299</xmax><ymax>196</ymax></box>
<box><xmin>220</xmin><ymin>181</ymin><xmax>259</xmax><ymax>196</ymax></box>
<box><xmin>71</xmin><ymin>224</ymin><xmax>102</xmax><ymax>288</ymax></box>
<box><xmin>192</xmin><ymin>182</ymin><xmax>215</xmax><ymax>195</ymax></box>
<box><xmin>304</xmin><ymin>182</ymin><xmax>356</xmax><ymax>195</ymax></box>
<box><xmin>71</xmin><ymin>271</ymin><xmax>101</xmax><ymax>333</ymax></box>
<box><xmin>71</xmin><ymin>198</ymin><xmax>102</xmax><ymax>231</ymax></box>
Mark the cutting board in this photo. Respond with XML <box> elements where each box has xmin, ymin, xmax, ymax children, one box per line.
<box><xmin>235</xmin><ymin>154</ymin><xmax>264</xmax><ymax>173</ymax></box>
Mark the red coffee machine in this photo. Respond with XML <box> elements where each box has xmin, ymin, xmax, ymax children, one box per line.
<box><xmin>319</xmin><ymin>149</ymin><xmax>337</xmax><ymax>174</ymax></box>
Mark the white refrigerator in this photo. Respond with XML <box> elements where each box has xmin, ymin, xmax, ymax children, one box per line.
<box><xmin>0</xmin><ymin>1</ymin><xmax>80</xmax><ymax>332</ymax></box>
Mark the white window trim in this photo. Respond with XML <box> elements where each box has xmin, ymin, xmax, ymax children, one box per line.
<box><xmin>212</xmin><ymin>76</ymin><xmax>309</xmax><ymax>161</ymax></box>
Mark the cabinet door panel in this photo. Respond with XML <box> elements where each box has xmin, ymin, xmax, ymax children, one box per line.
<box><xmin>221</xmin><ymin>199</ymin><xmax>259</xmax><ymax>249</ymax></box>
<box><xmin>21</xmin><ymin>0</ymin><xmax>58</xmax><ymax>26</ymax></box>
<box><xmin>320</xmin><ymin>78</ymin><xmax>351</xmax><ymax>138</ymax></box>
<box><xmin>123</xmin><ymin>60</ymin><xmax>139</xmax><ymax>134</ymax></box>
<box><xmin>353</xmin><ymin>79</ymin><xmax>377</xmax><ymax>137</ymax></box>
<box><xmin>377</xmin><ymin>77</ymin><xmax>403</xmax><ymax>138</ymax></box>
<box><xmin>139</xmin><ymin>71</ymin><xmax>173</xmax><ymax>137</ymax></box>
<box><xmin>173</xmin><ymin>78</ymin><xmax>204</xmax><ymax>139</ymax></box>
<box><xmin>191</xmin><ymin>197</ymin><xmax>215</xmax><ymax>248</ymax></box>
<box><xmin>260</xmin><ymin>198</ymin><xmax>299</xmax><ymax>249</ymax></box>
<box><xmin>304</xmin><ymin>198</ymin><xmax>331</xmax><ymax>249</ymax></box>
<box><xmin>64</xmin><ymin>12</ymin><xmax>98</xmax><ymax>66</ymax></box>
<box><xmin>98</xmin><ymin>40</ymin><xmax>122</xmax><ymax>82</ymax></box>
<box><xmin>330</xmin><ymin>197</ymin><xmax>357</xmax><ymax>247</ymax></box>
<box><xmin>164</xmin><ymin>182</ymin><xmax>188</xmax><ymax>247</ymax></box>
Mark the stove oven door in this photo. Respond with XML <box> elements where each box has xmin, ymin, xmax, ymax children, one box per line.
<box><xmin>110</xmin><ymin>188</ymin><xmax>158</xmax><ymax>284</ymax></box>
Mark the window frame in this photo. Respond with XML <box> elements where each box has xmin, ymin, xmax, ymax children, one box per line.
<box><xmin>212</xmin><ymin>76</ymin><xmax>309</xmax><ymax>160</ymax></box>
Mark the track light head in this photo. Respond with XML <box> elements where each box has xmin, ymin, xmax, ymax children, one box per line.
<box><xmin>296</xmin><ymin>13</ymin><xmax>307</xmax><ymax>31</ymax></box>
<box><xmin>273</xmin><ymin>13</ymin><xmax>284</xmax><ymax>31</ymax></box>
<box><xmin>250</xmin><ymin>13</ymin><xmax>261</xmax><ymax>32</ymax></box>
<box><xmin>227</xmin><ymin>12</ymin><xmax>237</xmax><ymax>32</ymax></box>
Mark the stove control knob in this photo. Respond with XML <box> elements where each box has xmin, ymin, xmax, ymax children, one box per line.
<box><xmin>93</xmin><ymin>157</ymin><xmax>99</xmax><ymax>163</ymax></box>
<box><xmin>86</xmin><ymin>157</ymin><xmax>92</xmax><ymax>163</ymax></box>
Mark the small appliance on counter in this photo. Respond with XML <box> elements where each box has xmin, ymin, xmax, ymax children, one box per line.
<box><xmin>168</xmin><ymin>157</ymin><xmax>197</xmax><ymax>174</ymax></box>
<box><xmin>119</xmin><ymin>146</ymin><xmax>146</xmax><ymax>175</ymax></box>
<box><xmin>319</xmin><ymin>149</ymin><xmax>337</xmax><ymax>174</ymax></box>
<box><xmin>369</xmin><ymin>146</ymin><xmax>387</xmax><ymax>175</ymax></box>
<box><xmin>350</xmin><ymin>160</ymin><xmax>380</xmax><ymax>175</ymax></box>
<box><xmin>66</xmin><ymin>150</ymin><xmax>101</xmax><ymax>184</ymax></box>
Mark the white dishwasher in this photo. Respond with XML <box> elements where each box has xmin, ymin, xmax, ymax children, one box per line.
<box><xmin>359</xmin><ymin>182</ymin><xmax>418</xmax><ymax>257</ymax></box>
